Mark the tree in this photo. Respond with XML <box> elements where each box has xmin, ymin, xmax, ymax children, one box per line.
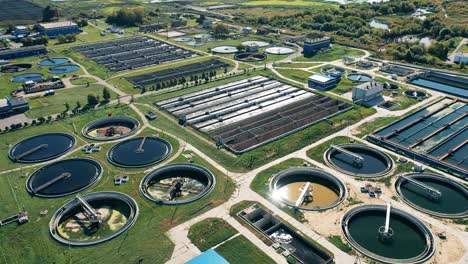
<box><xmin>64</xmin><ymin>102</ymin><xmax>70</xmax><ymax>113</ymax></box>
<box><xmin>42</xmin><ymin>6</ymin><xmax>59</xmax><ymax>22</ymax></box>
<box><xmin>102</xmin><ymin>88</ymin><xmax>111</xmax><ymax>102</ymax></box>
<box><xmin>87</xmin><ymin>94</ymin><xmax>98</xmax><ymax>106</ymax></box>
<box><xmin>106</xmin><ymin>7</ymin><xmax>145</xmax><ymax>27</ymax></box>
<box><xmin>212</xmin><ymin>24</ymin><xmax>229</xmax><ymax>38</ymax></box>
<box><xmin>76</xmin><ymin>19</ymin><xmax>88</xmax><ymax>27</ymax></box>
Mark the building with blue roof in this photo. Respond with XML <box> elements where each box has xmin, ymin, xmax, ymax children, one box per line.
<box><xmin>308</xmin><ymin>74</ymin><xmax>337</xmax><ymax>90</ymax></box>
<box><xmin>186</xmin><ymin>249</ymin><xmax>230</xmax><ymax>264</ymax></box>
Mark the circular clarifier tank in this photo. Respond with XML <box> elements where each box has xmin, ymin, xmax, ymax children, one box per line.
<box><xmin>48</xmin><ymin>64</ymin><xmax>80</xmax><ymax>74</ymax></box>
<box><xmin>395</xmin><ymin>173</ymin><xmax>468</xmax><ymax>218</ymax></box>
<box><xmin>107</xmin><ymin>136</ymin><xmax>172</xmax><ymax>168</ymax></box>
<box><xmin>241</xmin><ymin>40</ymin><xmax>270</xmax><ymax>48</ymax></box>
<box><xmin>234</xmin><ymin>52</ymin><xmax>267</xmax><ymax>62</ymax></box>
<box><xmin>11</xmin><ymin>73</ymin><xmax>43</xmax><ymax>83</ymax></box>
<box><xmin>211</xmin><ymin>46</ymin><xmax>239</xmax><ymax>54</ymax></box>
<box><xmin>404</xmin><ymin>90</ymin><xmax>428</xmax><ymax>99</ymax></box>
<box><xmin>82</xmin><ymin>116</ymin><xmax>140</xmax><ymax>141</ymax></box>
<box><xmin>140</xmin><ymin>163</ymin><xmax>216</xmax><ymax>205</ymax></box>
<box><xmin>341</xmin><ymin>205</ymin><xmax>435</xmax><ymax>264</ymax></box>
<box><xmin>264</xmin><ymin>47</ymin><xmax>295</xmax><ymax>55</ymax></box>
<box><xmin>1</xmin><ymin>63</ymin><xmax>32</xmax><ymax>73</ymax></box>
<box><xmin>270</xmin><ymin>168</ymin><xmax>346</xmax><ymax>211</ymax></box>
<box><xmin>347</xmin><ymin>73</ymin><xmax>373</xmax><ymax>82</ymax></box>
<box><xmin>324</xmin><ymin>144</ymin><xmax>393</xmax><ymax>177</ymax></box>
<box><xmin>26</xmin><ymin>158</ymin><xmax>102</xmax><ymax>198</ymax></box>
<box><xmin>9</xmin><ymin>133</ymin><xmax>76</xmax><ymax>163</ymax></box>
<box><xmin>174</xmin><ymin>37</ymin><xmax>192</xmax><ymax>42</ymax></box>
<box><xmin>39</xmin><ymin>58</ymin><xmax>69</xmax><ymax>66</ymax></box>
<box><xmin>49</xmin><ymin>191</ymin><xmax>139</xmax><ymax>246</ymax></box>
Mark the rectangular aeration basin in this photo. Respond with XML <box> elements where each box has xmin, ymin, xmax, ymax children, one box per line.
<box><xmin>157</xmin><ymin>76</ymin><xmax>353</xmax><ymax>153</ymax></box>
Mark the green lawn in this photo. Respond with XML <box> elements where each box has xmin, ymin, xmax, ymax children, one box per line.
<box><xmin>327</xmin><ymin>236</ymin><xmax>353</xmax><ymax>254</ymax></box>
<box><xmin>294</xmin><ymin>45</ymin><xmax>365</xmax><ymax>62</ymax></box>
<box><xmin>70</xmin><ymin>77</ymin><xmax>98</xmax><ymax>85</ymax></box>
<box><xmin>276</xmin><ymin>68</ymin><xmax>312</xmax><ymax>83</ymax></box>
<box><xmin>215</xmin><ymin>235</ymin><xmax>275</xmax><ymax>264</ymax></box>
<box><xmin>26</xmin><ymin>84</ymin><xmax>117</xmax><ymax>119</ymax></box>
<box><xmin>352</xmin><ymin>116</ymin><xmax>400</xmax><ymax>138</ymax></box>
<box><xmin>274</xmin><ymin>62</ymin><xmax>322</xmax><ymax>68</ymax></box>
<box><xmin>188</xmin><ymin>218</ymin><xmax>238</xmax><ymax>251</ymax></box>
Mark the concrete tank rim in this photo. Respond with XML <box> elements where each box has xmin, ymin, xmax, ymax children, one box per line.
<box><xmin>107</xmin><ymin>136</ymin><xmax>172</xmax><ymax>168</ymax></box>
<box><xmin>269</xmin><ymin>167</ymin><xmax>347</xmax><ymax>211</ymax></box>
<box><xmin>48</xmin><ymin>191</ymin><xmax>139</xmax><ymax>246</ymax></box>
<box><xmin>9</xmin><ymin>132</ymin><xmax>76</xmax><ymax>163</ymax></box>
<box><xmin>81</xmin><ymin>115</ymin><xmax>140</xmax><ymax>141</ymax></box>
<box><xmin>395</xmin><ymin>172</ymin><xmax>468</xmax><ymax>219</ymax></box>
<box><xmin>340</xmin><ymin>204</ymin><xmax>436</xmax><ymax>264</ymax></box>
<box><xmin>324</xmin><ymin>143</ymin><xmax>394</xmax><ymax>178</ymax></box>
<box><xmin>139</xmin><ymin>163</ymin><xmax>216</xmax><ymax>205</ymax></box>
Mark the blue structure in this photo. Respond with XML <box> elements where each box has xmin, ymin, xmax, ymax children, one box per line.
<box><xmin>0</xmin><ymin>96</ymin><xmax>29</xmax><ymax>117</ymax></box>
<box><xmin>0</xmin><ymin>45</ymin><xmax>47</xmax><ymax>60</ymax></box>
<box><xmin>186</xmin><ymin>249</ymin><xmax>230</xmax><ymax>264</ymax></box>
<box><xmin>409</xmin><ymin>71</ymin><xmax>467</xmax><ymax>98</ymax></box>
<box><xmin>308</xmin><ymin>74</ymin><xmax>337</xmax><ymax>90</ymax></box>
<box><xmin>37</xmin><ymin>21</ymin><xmax>82</xmax><ymax>38</ymax></box>
<box><xmin>303</xmin><ymin>37</ymin><xmax>330</xmax><ymax>56</ymax></box>
<box><xmin>454</xmin><ymin>53</ymin><xmax>468</xmax><ymax>64</ymax></box>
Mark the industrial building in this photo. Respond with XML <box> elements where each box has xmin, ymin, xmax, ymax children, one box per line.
<box><xmin>308</xmin><ymin>74</ymin><xmax>337</xmax><ymax>90</ymax></box>
<box><xmin>352</xmin><ymin>81</ymin><xmax>384</xmax><ymax>106</ymax></box>
<box><xmin>0</xmin><ymin>96</ymin><xmax>29</xmax><ymax>117</ymax></box>
<box><xmin>0</xmin><ymin>45</ymin><xmax>47</xmax><ymax>60</ymax></box>
<box><xmin>13</xmin><ymin>26</ymin><xmax>31</xmax><ymax>38</ymax></box>
<box><xmin>37</xmin><ymin>21</ymin><xmax>81</xmax><ymax>38</ymax></box>
<box><xmin>303</xmin><ymin>37</ymin><xmax>331</xmax><ymax>56</ymax></box>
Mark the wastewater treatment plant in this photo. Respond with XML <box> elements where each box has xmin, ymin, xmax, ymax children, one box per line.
<box><xmin>0</xmin><ymin>2</ymin><xmax>467</xmax><ymax>263</ymax></box>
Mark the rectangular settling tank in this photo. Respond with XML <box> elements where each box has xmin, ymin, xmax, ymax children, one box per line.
<box><xmin>368</xmin><ymin>97</ymin><xmax>467</xmax><ymax>178</ymax></box>
<box><xmin>157</xmin><ymin>76</ymin><xmax>353</xmax><ymax>153</ymax></box>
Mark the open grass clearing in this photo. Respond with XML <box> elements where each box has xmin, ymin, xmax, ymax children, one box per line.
<box><xmin>215</xmin><ymin>235</ymin><xmax>275</xmax><ymax>264</ymax></box>
<box><xmin>188</xmin><ymin>218</ymin><xmax>238</xmax><ymax>251</ymax></box>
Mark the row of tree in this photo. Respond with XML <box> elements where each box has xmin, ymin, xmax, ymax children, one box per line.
<box><xmin>106</xmin><ymin>7</ymin><xmax>145</xmax><ymax>27</ymax></box>
<box><xmin>21</xmin><ymin>36</ymin><xmax>48</xmax><ymax>46</ymax></box>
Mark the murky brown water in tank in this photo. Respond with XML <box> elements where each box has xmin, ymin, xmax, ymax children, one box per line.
<box><xmin>278</xmin><ymin>182</ymin><xmax>339</xmax><ymax>207</ymax></box>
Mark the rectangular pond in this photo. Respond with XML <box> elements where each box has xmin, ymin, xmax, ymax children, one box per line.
<box><xmin>238</xmin><ymin>205</ymin><xmax>333</xmax><ymax>264</ymax></box>
<box><xmin>368</xmin><ymin>97</ymin><xmax>467</xmax><ymax>178</ymax></box>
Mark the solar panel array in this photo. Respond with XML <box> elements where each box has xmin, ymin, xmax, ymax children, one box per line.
<box><xmin>72</xmin><ymin>36</ymin><xmax>197</xmax><ymax>72</ymax></box>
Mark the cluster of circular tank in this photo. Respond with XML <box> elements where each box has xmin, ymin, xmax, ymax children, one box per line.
<box><xmin>8</xmin><ymin>57</ymin><xmax>80</xmax><ymax>84</ymax></box>
<box><xmin>8</xmin><ymin>115</ymin><xmax>218</xmax><ymax>247</ymax></box>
